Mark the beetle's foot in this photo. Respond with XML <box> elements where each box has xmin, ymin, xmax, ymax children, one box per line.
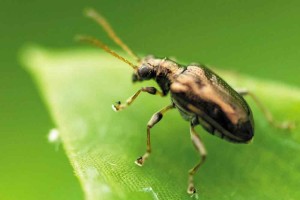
<box><xmin>112</xmin><ymin>101</ymin><xmax>122</xmax><ymax>112</ymax></box>
<box><xmin>278</xmin><ymin>120</ymin><xmax>296</xmax><ymax>131</ymax></box>
<box><xmin>272</xmin><ymin>120</ymin><xmax>296</xmax><ymax>131</ymax></box>
<box><xmin>187</xmin><ymin>183</ymin><xmax>197</xmax><ymax>194</ymax></box>
<box><xmin>135</xmin><ymin>156</ymin><xmax>144</xmax><ymax>166</ymax></box>
<box><xmin>135</xmin><ymin>152</ymin><xmax>150</xmax><ymax>166</ymax></box>
<box><xmin>187</xmin><ymin>175</ymin><xmax>197</xmax><ymax>195</ymax></box>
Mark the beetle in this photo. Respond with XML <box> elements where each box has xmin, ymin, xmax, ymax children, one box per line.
<box><xmin>78</xmin><ymin>9</ymin><xmax>292</xmax><ymax>194</ymax></box>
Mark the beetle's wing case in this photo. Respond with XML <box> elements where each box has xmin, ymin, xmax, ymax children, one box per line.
<box><xmin>170</xmin><ymin>64</ymin><xmax>254</xmax><ymax>143</ymax></box>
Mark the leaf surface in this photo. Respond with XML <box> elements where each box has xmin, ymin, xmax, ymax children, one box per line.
<box><xmin>22</xmin><ymin>47</ymin><xmax>300</xmax><ymax>200</ymax></box>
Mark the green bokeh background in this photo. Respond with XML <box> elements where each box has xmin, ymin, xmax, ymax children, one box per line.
<box><xmin>1</xmin><ymin>1</ymin><xmax>299</xmax><ymax>200</ymax></box>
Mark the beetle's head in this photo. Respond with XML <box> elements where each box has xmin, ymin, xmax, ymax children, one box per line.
<box><xmin>132</xmin><ymin>55</ymin><xmax>156</xmax><ymax>82</ymax></box>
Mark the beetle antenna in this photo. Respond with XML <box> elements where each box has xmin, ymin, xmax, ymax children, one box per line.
<box><xmin>85</xmin><ymin>8</ymin><xmax>140</xmax><ymax>62</ymax></box>
<box><xmin>76</xmin><ymin>35</ymin><xmax>138</xmax><ymax>70</ymax></box>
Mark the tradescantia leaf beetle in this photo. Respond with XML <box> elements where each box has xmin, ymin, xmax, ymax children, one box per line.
<box><xmin>77</xmin><ymin>8</ymin><xmax>293</xmax><ymax>195</ymax></box>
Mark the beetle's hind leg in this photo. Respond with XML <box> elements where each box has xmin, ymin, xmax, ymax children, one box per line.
<box><xmin>237</xmin><ymin>89</ymin><xmax>295</xmax><ymax>130</ymax></box>
<box><xmin>135</xmin><ymin>104</ymin><xmax>175</xmax><ymax>166</ymax></box>
<box><xmin>187</xmin><ymin>123</ymin><xmax>207</xmax><ymax>194</ymax></box>
<box><xmin>112</xmin><ymin>87</ymin><xmax>164</xmax><ymax>111</ymax></box>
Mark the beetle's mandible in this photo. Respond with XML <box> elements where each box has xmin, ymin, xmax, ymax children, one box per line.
<box><xmin>78</xmin><ymin>9</ymin><xmax>292</xmax><ymax>194</ymax></box>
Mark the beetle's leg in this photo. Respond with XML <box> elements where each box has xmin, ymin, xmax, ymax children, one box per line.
<box><xmin>187</xmin><ymin>124</ymin><xmax>207</xmax><ymax>194</ymax></box>
<box><xmin>237</xmin><ymin>89</ymin><xmax>294</xmax><ymax>130</ymax></box>
<box><xmin>112</xmin><ymin>87</ymin><xmax>164</xmax><ymax>111</ymax></box>
<box><xmin>135</xmin><ymin>104</ymin><xmax>175</xmax><ymax>166</ymax></box>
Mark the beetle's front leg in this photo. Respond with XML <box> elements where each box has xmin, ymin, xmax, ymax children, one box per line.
<box><xmin>237</xmin><ymin>89</ymin><xmax>295</xmax><ymax>130</ymax></box>
<box><xmin>112</xmin><ymin>87</ymin><xmax>164</xmax><ymax>111</ymax></box>
<box><xmin>187</xmin><ymin>124</ymin><xmax>207</xmax><ymax>194</ymax></box>
<box><xmin>135</xmin><ymin>104</ymin><xmax>175</xmax><ymax>166</ymax></box>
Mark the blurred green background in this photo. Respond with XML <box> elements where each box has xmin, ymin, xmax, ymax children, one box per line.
<box><xmin>1</xmin><ymin>0</ymin><xmax>300</xmax><ymax>199</ymax></box>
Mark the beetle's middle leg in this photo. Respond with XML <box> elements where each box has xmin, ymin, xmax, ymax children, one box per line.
<box><xmin>112</xmin><ymin>87</ymin><xmax>164</xmax><ymax>111</ymax></box>
<box><xmin>135</xmin><ymin>104</ymin><xmax>175</xmax><ymax>166</ymax></box>
<box><xmin>237</xmin><ymin>89</ymin><xmax>295</xmax><ymax>130</ymax></box>
<box><xmin>187</xmin><ymin>124</ymin><xmax>207</xmax><ymax>194</ymax></box>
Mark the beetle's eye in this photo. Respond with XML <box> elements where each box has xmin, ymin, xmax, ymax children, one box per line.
<box><xmin>138</xmin><ymin>65</ymin><xmax>153</xmax><ymax>80</ymax></box>
<box><xmin>132</xmin><ymin>73</ymin><xmax>139</xmax><ymax>82</ymax></box>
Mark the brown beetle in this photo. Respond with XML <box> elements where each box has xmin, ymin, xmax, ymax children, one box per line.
<box><xmin>78</xmin><ymin>9</ymin><xmax>292</xmax><ymax>194</ymax></box>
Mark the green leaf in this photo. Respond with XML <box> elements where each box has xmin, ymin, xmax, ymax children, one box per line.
<box><xmin>22</xmin><ymin>47</ymin><xmax>300</xmax><ymax>200</ymax></box>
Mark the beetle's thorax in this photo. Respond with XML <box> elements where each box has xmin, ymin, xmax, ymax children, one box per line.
<box><xmin>142</xmin><ymin>55</ymin><xmax>185</xmax><ymax>94</ymax></box>
<box><xmin>145</xmin><ymin>56</ymin><xmax>182</xmax><ymax>77</ymax></box>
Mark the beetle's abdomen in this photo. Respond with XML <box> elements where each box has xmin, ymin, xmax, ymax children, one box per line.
<box><xmin>170</xmin><ymin>65</ymin><xmax>254</xmax><ymax>143</ymax></box>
